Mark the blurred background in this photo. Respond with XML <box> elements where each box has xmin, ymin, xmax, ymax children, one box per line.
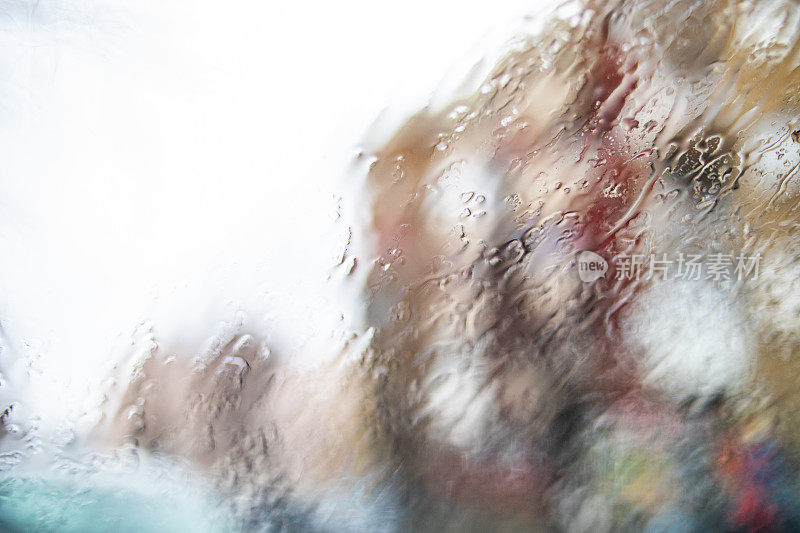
<box><xmin>0</xmin><ymin>0</ymin><xmax>541</xmax><ymax>430</ymax></box>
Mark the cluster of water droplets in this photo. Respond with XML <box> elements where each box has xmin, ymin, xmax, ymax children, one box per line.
<box><xmin>4</xmin><ymin>0</ymin><xmax>800</xmax><ymax>530</ymax></box>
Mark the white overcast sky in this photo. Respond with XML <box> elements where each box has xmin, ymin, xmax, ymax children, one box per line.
<box><xmin>0</xmin><ymin>0</ymin><xmax>551</xmax><ymax>424</ymax></box>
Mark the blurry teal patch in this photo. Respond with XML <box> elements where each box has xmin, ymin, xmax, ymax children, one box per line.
<box><xmin>0</xmin><ymin>476</ymin><xmax>233</xmax><ymax>533</ymax></box>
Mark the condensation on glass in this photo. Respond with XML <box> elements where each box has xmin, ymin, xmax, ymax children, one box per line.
<box><xmin>3</xmin><ymin>0</ymin><xmax>800</xmax><ymax>531</ymax></box>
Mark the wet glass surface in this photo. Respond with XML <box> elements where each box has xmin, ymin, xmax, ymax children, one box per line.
<box><xmin>4</xmin><ymin>0</ymin><xmax>800</xmax><ymax>530</ymax></box>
